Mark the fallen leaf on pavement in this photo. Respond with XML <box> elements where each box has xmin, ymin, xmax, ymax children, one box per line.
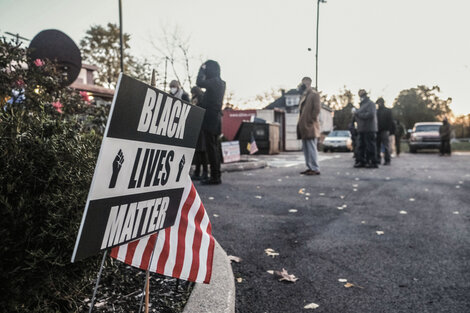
<box><xmin>213</xmin><ymin>214</ymin><xmax>219</xmax><ymax>217</ymax></box>
<box><xmin>304</xmin><ymin>303</ymin><xmax>319</xmax><ymax>309</ymax></box>
<box><xmin>455</xmin><ymin>185</ymin><xmax>461</xmax><ymax>189</ymax></box>
<box><xmin>376</xmin><ymin>231</ymin><xmax>384</xmax><ymax>235</ymax></box>
<box><xmin>355</xmin><ymin>177</ymin><xmax>360</xmax><ymax>181</ymax></box>
<box><xmin>255</xmin><ymin>195</ymin><xmax>262</xmax><ymax>199</ymax></box>
<box><xmin>344</xmin><ymin>282</ymin><xmax>364</xmax><ymax>289</ymax></box>
<box><xmin>338</xmin><ymin>278</ymin><xmax>348</xmax><ymax>282</ymax></box>
<box><xmin>256</xmin><ymin>186</ymin><xmax>260</xmax><ymax>189</ymax></box>
<box><xmin>409</xmin><ymin>198</ymin><xmax>415</xmax><ymax>202</ymax></box>
<box><xmin>289</xmin><ymin>209</ymin><xmax>298</xmax><ymax>213</ymax></box>
<box><xmin>299</xmin><ymin>188</ymin><xmax>306</xmax><ymax>194</ymax></box>
<box><xmin>340</xmin><ymin>195</ymin><xmax>345</xmax><ymax>199</ymax></box>
<box><xmin>399</xmin><ymin>211</ymin><xmax>407</xmax><ymax>215</ymax></box>
<box><xmin>353</xmin><ymin>188</ymin><xmax>358</xmax><ymax>192</ymax></box>
<box><xmin>208</xmin><ymin>196</ymin><xmax>214</xmax><ymax>200</ymax></box>
<box><xmin>305</xmin><ymin>197</ymin><xmax>310</xmax><ymax>200</ymax></box>
<box><xmin>337</xmin><ymin>207</ymin><xmax>344</xmax><ymax>210</ymax></box>
<box><xmin>319</xmin><ymin>193</ymin><xmax>325</xmax><ymax>196</ymax></box>
<box><xmin>236</xmin><ymin>277</ymin><xmax>243</xmax><ymax>283</ymax></box>
<box><xmin>453</xmin><ymin>211</ymin><xmax>459</xmax><ymax>215</ymax></box>
<box><xmin>267</xmin><ymin>270</ymin><xmax>274</xmax><ymax>275</ymax></box>
<box><xmin>277</xmin><ymin>178</ymin><xmax>282</xmax><ymax>182</ymax></box>
<box><xmin>275</xmin><ymin>268</ymin><xmax>299</xmax><ymax>282</ymax></box>
<box><xmin>361</xmin><ymin>221</ymin><xmax>366</xmax><ymax>224</ymax></box>
<box><xmin>352</xmin><ymin>184</ymin><xmax>358</xmax><ymax>187</ymax></box>
<box><xmin>265</xmin><ymin>248</ymin><xmax>279</xmax><ymax>257</ymax></box>
<box><xmin>305</xmin><ymin>192</ymin><xmax>311</xmax><ymax>196</ymax></box>
<box><xmin>228</xmin><ymin>255</ymin><xmax>242</xmax><ymax>263</ymax></box>
<box><xmin>385</xmin><ymin>177</ymin><xmax>391</xmax><ymax>180</ymax></box>
<box><xmin>424</xmin><ymin>188</ymin><xmax>429</xmax><ymax>192</ymax></box>
<box><xmin>458</xmin><ymin>181</ymin><xmax>463</xmax><ymax>184</ymax></box>
<box><xmin>342</xmin><ymin>204</ymin><xmax>347</xmax><ymax>208</ymax></box>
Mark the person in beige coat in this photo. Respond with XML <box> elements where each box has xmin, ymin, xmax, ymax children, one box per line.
<box><xmin>297</xmin><ymin>77</ymin><xmax>321</xmax><ymax>175</ymax></box>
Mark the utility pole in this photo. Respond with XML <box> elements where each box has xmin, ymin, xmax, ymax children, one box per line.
<box><xmin>118</xmin><ymin>0</ymin><xmax>124</xmax><ymax>72</ymax></box>
<box><xmin>315</xmin><ymin>0</ymin><xmax>327</xmax><ymax>90</ymax></box>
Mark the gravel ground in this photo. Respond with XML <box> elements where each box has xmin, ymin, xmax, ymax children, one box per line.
<box><xmin>197</xmin><ymin>152</ymin><xmax>470</xmax><ymax>313</ymax></box>
<box><xmin>80</xmin><ymin>260</ymin><xmax>193</xmax><ymax>313</ymax></box>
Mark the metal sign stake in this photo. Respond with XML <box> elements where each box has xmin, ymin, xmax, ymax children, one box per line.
<box><xmin>88</xmin><ymin>250</ymin><xmax>108</xmax><ymax>313</ymax></box>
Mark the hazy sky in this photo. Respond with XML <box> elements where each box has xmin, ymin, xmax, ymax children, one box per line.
<box><xmin>1</xmin><ymin>0</ymin><xmax>469</xmax><ymax>115</ymax></box>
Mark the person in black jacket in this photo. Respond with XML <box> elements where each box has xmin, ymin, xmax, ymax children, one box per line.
<box><xmin>376</xmin><ymin>98</ymin><xmax>393</xmax><ymax>165</ymax></box>
<box><xmin>190</xmin><ymin>86</ymin><xmax>208</xmax><ymax>180</ymax></box>
<box><xmin>196</xmin><ymin>60</ymin><xmax>226</xmax><ymax>185</ymax></box>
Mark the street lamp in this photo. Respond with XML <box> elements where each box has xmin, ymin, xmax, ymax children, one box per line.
<box><xmin>315</xmin><ymin>0</ymin><xmax>327</xmax><ymax>91</ymax></box>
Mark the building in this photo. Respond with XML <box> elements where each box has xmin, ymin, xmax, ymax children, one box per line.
<box><xmin>70</xmin><ymin>64</ymin><xmax>114</xmax><ymax>105</ymax></box>
<box><xmin>264</xmin><ymin>89</ymin><xmax>333</xmax><ymax>150</ymax></box>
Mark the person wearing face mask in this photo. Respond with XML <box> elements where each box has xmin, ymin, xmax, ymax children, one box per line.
<box><xmin>196</xmin><ymin>60</ymin><xmax>226</xmax><ymax>185</ymax></box>
<box><xmin>296</xmin><ymin>77</ymin><xmax>321</xmax><ymax>176</ymax></box>
<box><xmin>353</xmin><ymin>89</ymin><xmax>378</xmax><ymax>168</ymax></box>
<box><xmin>169</xmin><ymin>80</ymin><xmax>190</xmax><ymax>102</ymax></box>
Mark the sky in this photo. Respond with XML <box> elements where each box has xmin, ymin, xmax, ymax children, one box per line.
<box><xmin>1</xmin><ymin>0</ymin><xmax>469</xmax><ymax>115</ymax></box>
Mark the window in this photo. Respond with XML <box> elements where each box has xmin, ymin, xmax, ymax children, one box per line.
<box><xmin>285</xmin><ymin>95</ymin><xmax>300</xmax><ymax>107</ymax></box>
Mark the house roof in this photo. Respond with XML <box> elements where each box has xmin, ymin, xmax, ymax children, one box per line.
<box><xmin>264</xmin><ymin>88</ymin><xmax>333</xmax><ymax>112</ymax></box>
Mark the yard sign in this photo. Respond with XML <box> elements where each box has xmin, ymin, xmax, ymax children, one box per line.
<box><xmin>71</xmin><ymin>74</ymin><xmax>204</xmax><ymax>262</ymax></box>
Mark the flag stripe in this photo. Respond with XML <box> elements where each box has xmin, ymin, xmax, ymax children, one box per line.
<box><xmin>111</xmin><ymin>178</ymin><xmax>215</xmax><ymax>284</ymax></box>
<box><xmin>125</xmin><ymin>240</ymin><xmax>139</xmax><ymax>265</ymax></box>
<box><xmin>204</xmin><ymin>222</ymin><xmax>215</xmax><ymax>283</ymax></box>
<box><xmin>187</xmin><ymin>203</ymin><xmax>205</xmax><ymax>281</ymax></box>
<box><xmin>179</xmin><ymin>195</ymin><xmax>202</xmax><ymax>280</ymax></box>
<box><xmin>156</xmin><ymin>228</ymin><xmax>171</xmax><ymax>273</ymax></box>
<box><xmin>172</xmin><ymin>184</ymin><xmax>197</xmax><ymax>277</ymax></box>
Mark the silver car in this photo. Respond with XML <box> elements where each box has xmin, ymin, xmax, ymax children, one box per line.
<box><xmin>322</xmin><ymin>130</ymin><xmax>353</xmax><ymax>152</ymax></box>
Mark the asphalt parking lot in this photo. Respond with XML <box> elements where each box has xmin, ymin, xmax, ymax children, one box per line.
<box><xmin>197</xmin><ymin>151</ymin><xmax>470</xmax><ymax>313</ymax></box>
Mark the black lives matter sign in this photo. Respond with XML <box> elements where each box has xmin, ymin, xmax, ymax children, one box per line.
<box><xmin>71</xmin><ymin>74</ymin><xmax>204</xmax><ymax>262</ymax></box>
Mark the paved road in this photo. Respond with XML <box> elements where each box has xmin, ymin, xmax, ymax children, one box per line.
<box><xmin>196</xmin><ymin>152</ymin><xmax>470</xmax><ymax>313</ymax></box>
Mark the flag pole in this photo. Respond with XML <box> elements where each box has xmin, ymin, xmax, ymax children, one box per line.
<box><xmin>88</xmin><ymin>250</ymin><xmax>108</xmax><ymax>313</ymax></box>
<box><xmin>138</xmin><ymin>242</ymin><xmax>157</xmax><ymax>312</ymax></box>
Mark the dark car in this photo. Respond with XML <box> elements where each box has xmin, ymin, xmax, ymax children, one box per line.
<box><xmin>408</xmin><ymin>122</ymin><xmax>442</xmax><ymax>153</ymax></box>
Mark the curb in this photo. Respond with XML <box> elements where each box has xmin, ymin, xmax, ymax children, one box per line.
<box><xmin>183</xmin><ymin>240</ymin><xmax>235</xmax><ymax>313</ymax></box>
<box><xmin>221</xmin><ymin>159</ymin><xmax>267</xmax><ymax>172</ymax></box>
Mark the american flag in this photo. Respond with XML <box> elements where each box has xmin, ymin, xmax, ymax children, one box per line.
<box><xmin>110</xmin><ymin>178</ymin><xmax>215</xmax><ymax>284</ymax></box>
<box><xmin>248</xmin><ymin>133</ymin><xmax>259</xmax><ymax>155</ymax></box>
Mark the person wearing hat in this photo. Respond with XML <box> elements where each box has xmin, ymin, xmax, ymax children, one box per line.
<box><xmin>297</xmin><ymin>76</ymin><xmax>321</xmax><ymax>175</ymax></box>
<box><xmin>353</xmin><ymin>89</ymin><xmax>378</xmax><ymax>168</ymax></box>
<box><xmin>196</xmin><ymin>60</ymin><xmax>226</xmax><ymax>185</ymax></box>
<box><xmin>376</xmin><ymin>97</ymin><xmax>394</xmax><ymax>165</ymax></box>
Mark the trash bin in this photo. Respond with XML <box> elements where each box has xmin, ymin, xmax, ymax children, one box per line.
<box><xmin>235</xmin><ymin>121</ymin><xmax>280</xmax><ymax>154</ymax></box>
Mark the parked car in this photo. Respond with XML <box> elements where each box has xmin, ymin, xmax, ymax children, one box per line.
<box><xmin>408</xmin><ymin>122</ymin><xmax>442</xmax><ymax>153</ymax></box>
<box><xmin>322</xmin><ymin>130</ymin><xmax>353</xmax><ymax>152</ymax></box>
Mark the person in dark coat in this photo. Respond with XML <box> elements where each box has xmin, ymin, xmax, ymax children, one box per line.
<box><xmin>394</xmin><ymin>119</ymin><xmax>405</xmax><ymax>156</ymax></box>
<box><xmin>169</xmin><ymin>80</ymin><xmax>190</xmax><ymax>102</ymax></box>
<box><xmin>376</xmin><ymin>98</ymin><xmax>394</xmax><ymax>165</ymax></box>
<box><xmin>190</xmin><ymin>86</ymin><xmax>208</xmax><ymax>180</ymax></box>
<box><xmin>353</xmin><ymin>89</ymin><xmax>378</xmax><ymax>168</ymax></box>
<box><xmin>349</xmin><ymin>115</ymin><xmax>359</xmax><ymax>160</ymax></box>
<box><xmin>439</xmin><ymin>117</ymin><xmax>452</xmax><ymax>156</ymax></box>
<box><xmin>196</xmin><ymin>60</ymin><xmax>226</xmax><ymax>185</ymax></box>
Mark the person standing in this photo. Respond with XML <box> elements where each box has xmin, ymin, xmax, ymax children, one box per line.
<box><xmin>394</xmin><ymin>119</ymin><xmax>405</xmax><ymax>157</ymax></box>
<box><xmin>376</xmin><ymin>97</ymin><xmax>394</xmax><ymax>165</ymax></box>
<box><xmin>169</xmin><ymin>80</ymin><xmax>190</xmax><ymax>102</ymax></box>
<box><xmin>439</xmin><ymin>117</ymin><xmax>452</xmax><ymax>156</ymax></box>
<box><xmin>196</xmin><ymin>60</ymin><xmax>226</xmax><ymax>185</ymax></box>
<box><xmin>297</xmin><ymin>77</ymin><xmax>321</xmax><ymax>175</ymax></box>
<box><xmin>190</xmin><ymin>86</ymin><xmax>208</xmax><ymax>180</ymax></box>
<box><xmin>353</xmin><ymin>89</ymin><xmax>378</xmax><ymax>168</ymax></box>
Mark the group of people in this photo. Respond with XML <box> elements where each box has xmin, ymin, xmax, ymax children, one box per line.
<box><xmin>350</xmin><ymin>90</ymin><xmax>404</xmax><ymax>168</ymax></box>
<box><xmin>169</xmin><ymin>60</ymin><xmax>226</xmax><ymax>185</ymax></box>
<box><xmin>295</xmin><ymin>83</ymin><xmax>409</xmax><ymax>175</ymax></box>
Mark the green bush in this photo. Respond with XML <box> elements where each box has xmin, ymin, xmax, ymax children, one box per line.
<box><xmin>0</xmin><ymin>38</ymin><xmax>109</xmax><ymax>312</ymax></box>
